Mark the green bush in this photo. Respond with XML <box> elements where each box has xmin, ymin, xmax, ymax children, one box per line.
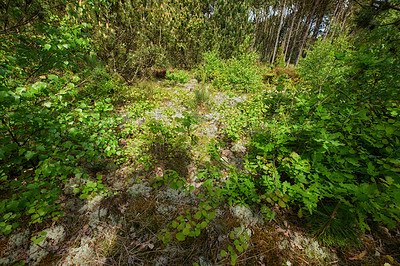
<box><xmin>166</xmin><ymin>69</ymin><xmax>191</xmax><ymax>84</ymax></box>
<box><xmin>248</xmin><ymin>27</ymin><xmax>400</xmax><ymax>233</ymax></box>
<box><xmin>0</xmin><ymin>75</ymin><xmax>120</xmax><ymax>234</ymax></box>
<box><xmin>0</xmin><ymin>11</ymin><xmax>121</xmax><ymax>235</ymax></box>
<box><xmin>297</xmin><ymin>33</ymin><xmax>350</xmax><ymax>89</ymax></box>
<box><xmin>196</xmin><ymin>50</ymin><xmax>263</xmax><ymax>92</ymax></box>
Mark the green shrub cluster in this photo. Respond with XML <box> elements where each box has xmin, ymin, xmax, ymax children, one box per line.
<box><xmin>196</xmin><ymin>50</ymin><xmax>263</xmax><ymax>92</ymax></box>
<box><xmin>166</xmin><ymin>69</ymin><xmax>191</xmax><ymax>84</ymax></box>
<box><xmin>249</xmin><ymin>29</ymin><xmax>400</xmax><ymax>232</ymax></box>
<box><xmin>0</xmin><ymin>12</ymin><xmax>121</xmax><ymax>235</ymax></box>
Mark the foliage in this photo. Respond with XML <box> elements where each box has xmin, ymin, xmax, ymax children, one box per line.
<box><xmin>248</xmin><ymin>26</ymin><xmax>400</xmax><ymax>232</ymax></box>
<box><xmin>79</xmin><ymin>65</ymin><xmax>126</xmax><ymax>99</ymax></box>
<box><xmin>156</xmin><ymin>171</ymin><xmax>219</xmax><ymax>244</ymax></box>
<box><xmin>196</xmin><ymin>50</ymin><xmax>263</xmax><ymax>92</ymax></box>
<box><xmin>0</xmin><ymin>8</ymin><xmax>120</xmax><ymax>236</ymax></box>
<box><xmin>297</xmin><ymin>33</ymin><xmax>350</xmax><ymax>89</ymax></box>
<box><xmin>73</xmin><ymin>0</ymin><xmax>210</xmax><ymax>79</ymax></box>
<box><xmin>194</xmin><ymin>84</ymin><xmax>211</xmax><ymax>107</ymax></box>
<box><xmin>0</xmin><ymin>74</ymin><xmax>120</xmax><ymax>234</ymax></box>
<box><xmin>207</xmin><ymin>0</ymin><xmax>254</xmax><ymax>59</ymax></box>
<box><xmin>166</xmin><ymin>69</ymin><xmax>191</xmax><ymax>84</ymax></box>
<box><xmin>220</xmin><ymin>227</ymin><xmax>250</xmax><ymax>265</ymax></box>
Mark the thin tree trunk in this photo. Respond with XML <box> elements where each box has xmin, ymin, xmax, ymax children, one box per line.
<box><xmin>271</xmin><ymin>0</ymin><xmax>286</xmax><ymax>64</ymax></box>
<box><xmin>287</xmin><ymin>9</ymin><xmax>303</xmax><ymax>66</ymax></box>
<box><xmin>324</xmin><ymin>0</ymin><xmax>341</xmax><ymax>39</ymax></box>
<box><xmin>312</xmin><ymin>2</ymin><xmax>326</xmax><ymax>39</ymax></box>
<box><xmin>284</xmin><ymin>6</ymin><xmax>296</xmax><ymax>63</ymax></box>
<box><xmin>295</xmin><ymin>0</ymin><xmax>320</xmax><ymax>66</ymax></box>
<box><xmin>339</xmin><ymin>6</ymin><xmax>350</xmax><ymax>33</ymax></box>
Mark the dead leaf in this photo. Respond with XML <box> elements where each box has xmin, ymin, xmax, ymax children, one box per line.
<box><xmin>348</xmin><ymin>250</ymin><xmax>367</xmax><ymax>260</ymax></box>
<box><xmin>276</xmin><ymin>227</ymin><xmax>289</xmax><ymax>237</ymax></box>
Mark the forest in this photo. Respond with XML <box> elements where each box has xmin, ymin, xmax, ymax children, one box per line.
<box><xmin>0</xmin><ymin>0</ymin><xmax>399</xmax><ymax>265</ymax></box>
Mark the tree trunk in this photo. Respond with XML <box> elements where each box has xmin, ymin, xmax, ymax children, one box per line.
<box><xmin>287</xmin><ymin>6</ymin><xmax>303</xmax><ymax>66</ymax></box>
<box><xmin>295</xmin><ymin>0</ymin><xmax>320</xmax><ymax>66</ymax></box>
<box><xmin>324</xmin><ymin>0</ymin><xmax>341</xmax><ymax>39</ymax></box>
<box><xmin>271</xmin><ymin>0</ymin><xmax>286</xmax><ymax>64</ymax></box>
<box><xmin>284</xmin><ymin>4</ymin><xmax>297</xmax><ymax>64</ymax></box>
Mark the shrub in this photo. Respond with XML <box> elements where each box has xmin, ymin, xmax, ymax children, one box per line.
<box><xmin>297</xmin><ymin>33</ymin><xmax>350</xmax><ymax>89</ymax></box>
<box><xmin>249</xmin><ymin>28</ymin><xmax>400</xmax><ymax>233</ymax></box>
<box><xmin>166</xmin><ymin>69</ymin><xmax>191</xmax><ymax>84</ymax></box>
<box><xmin>196</xmin><ymin>50</ymin><xmax>263</xmax><ymax>92</ymax></box>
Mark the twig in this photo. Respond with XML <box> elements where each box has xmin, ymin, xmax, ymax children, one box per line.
<box><xmin>0</xmin><ymin>117</ymin><xmax>21</xmax><ymax>147</ymax></box>
<box><xmin>314</xmin><ymin>201</ymin><xmax>341</xmax><ymax>238</ymax></box>
<box><xmin>318</xmin><ymin>58</ymin><xmax>336</xmax><ymax>95</ymax></box>
<box><xmin>272</xmin><ymin>154</ymin><xmax>278</xmax><ymax>191</ymax></box>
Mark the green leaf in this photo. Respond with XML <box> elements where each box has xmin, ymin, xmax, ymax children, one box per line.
<box><xmin>44</xmin><ymin>44</ymin><xmax>51</xmax><ymax>50</ymax></box>
<box><xmin>171</xmin><ymin>221</ymin><xmax>179</xmax><ymax>228</ymax></box>
<box><xmin>7</xmin><ymin>201</ymin><xmax>19</xmax><ymax>211</ymax></box>
<box><xmin>86</xmin><ymin>181</ymin><xmax>96</xmax><ymax>188</ymax></box>
<box><xmin>385</xmin><ymin>126</ymin><xmax>394</xmax><ymax>136</ymax></box>
<box><xmin>236</xmin><ymin>245</ymin><xmax>243</xmax><ymax>253</ymax></box>
<box><xmin>230</xmin><ymin>253</ymin><xmax>237</xmax><ymax>265</ymax></box>
<box><xmin>177</xmin><ymin>222</ymin><xmax>185</xmax><ymax>231</ymax></box>
<box><xmin>33</xmin><ymin>236</ymin><xmax>45</xmax><ymax>244</ymax></box>
<box><xmin>228</xmin><ymin>245</ymin><xmax>234</xmax><ymax>253</ymax></box>
<box><xmin>48</xmin><ymin>74</ymin><xmax>58</xmax><ymax>81</ymax></box>
<box><xmin>38</xmin><ymin>208</ymin><xmax>46</xmax><ymax>216</ymax></box>
<box><xmin>176</xmin><ymin>232</ymin><xmax>186</xmax><ymax>241</ymax></box>
<box><xmin>3</xmin><ymin>213</ymin><xmax>12</xmax><ymax>220</ymax></box>
<box><xmin>220</xmin><ymin>250</ymin><xmax>227</xmax><ymax>258</ymax></box>
<box><xmin>278</xmin><ymin>200</ymin><xmax>286</xmax><ymax>208</ymax></box>
<box><xmin>195</xmin><ymin>211</ymin><xmax>202</xmax><ymax>219</ymax></box>
<box><xmin>182</xmin><ymin>227</ymin><xmax>190</xmax><ymax>236</ymax></box>
<box><xmin>200</xmin><ymin>221</ymin><xmax>208</xmax><ymax>228</ymax></box>
<box><xmin>25</xmin><ymin>151</ymin><xmax>35</xmax><ymax>160</ymax></box>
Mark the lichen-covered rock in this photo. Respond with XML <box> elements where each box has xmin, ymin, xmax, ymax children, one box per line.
<box><xmin>158</xmin><ymin>187</ymin><xmax>190</xmax><ymax>204</ymax></box>
<box><xmin>231</xmin><ymin>204</ymin><xmax>264</xmax><ymax>226</ymax></box>
<box><xmin>184</xmin><ymin>79</ymin><xmax>198</xmax><ymax>91</ymax></box>
<box><xmin>154</xmin><ymin>256</ymin><xmax>169</xmax><ymax>266</ymax></box>
<box><xmin>0</xmin><ymin>229</ymin><xmax>30</xmax><ymax>265</ymax></box>
<box><xmin>62</xmin><ymin>236</ymin><xmax>95</xmax><ymax>265</ymax></box>
<box><xmin>9</xmin><ymin>229</ymin><xmax>30</xmax><ymax>250</ymax></box>
<box><xmin>28</xmin><ymin>226</ymin><xmax>65</xmax><ymax>265</ymax></box>
<box><xmin>88</xmin><ymin>208</ymin><xmax>108</xmax><ymax>228</ymax></box>
<box><xmin>79</xmin><ymin>195</ymin><xmax>103</xmax><ymax>213</ymax></box>
<box><xmin>127</xmin><ymin>183</ymin><xmax>152</xmax><ymax>198</ymax></box>
<box><xmin>156</xmin><ymin>204</ymin><xmax>177</xmax><ymax>217</ymax></box>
